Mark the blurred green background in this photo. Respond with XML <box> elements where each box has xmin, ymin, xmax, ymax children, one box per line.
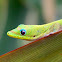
<box><xmin>0</xmin><ymin>0</ymin><xmax>62</xmax><ymax>55</ymax></box>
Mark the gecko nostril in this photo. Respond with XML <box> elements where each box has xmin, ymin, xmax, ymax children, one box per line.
<box><xmin>7</xmin><ymin>32</ymin><xmax>10</xmax><ymax>35</ymax></box>
<box><xmin>7</xmin><ymin>32</ymin><xmax>9</xmax><ymax>35</ymax></box>
<box><xmin>8</xmin><ymin>33</ymin><xmax>9</xmax><ymax>34</ymax></box>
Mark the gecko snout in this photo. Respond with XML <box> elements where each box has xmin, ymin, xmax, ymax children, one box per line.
<box><xmin>7</xmin><ymin>31</ymin><xmax>11</xmax><ymax>36</ymax></box>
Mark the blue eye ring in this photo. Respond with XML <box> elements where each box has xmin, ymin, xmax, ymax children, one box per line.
<box><xmin>20</xmin><ymin>29</ymin><xmax>26</xmax><ymax>35</ymax></box>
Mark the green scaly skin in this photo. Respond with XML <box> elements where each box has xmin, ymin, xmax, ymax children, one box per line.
<box><xmin>7</xmin><ymin>19</ymin><xmax>62</xmax><ymax>41</ymax></box>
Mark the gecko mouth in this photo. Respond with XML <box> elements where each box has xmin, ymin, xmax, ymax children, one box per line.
<box><xmin>7</xmin><ymin>31</ymin><xmax>35</xmax><ymax>41</ymax></box>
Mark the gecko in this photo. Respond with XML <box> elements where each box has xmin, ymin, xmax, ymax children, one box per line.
<box><xmin>7</xmin><ymin>19</ymin><xmax>62</xmax><ymax>41</ymax></box>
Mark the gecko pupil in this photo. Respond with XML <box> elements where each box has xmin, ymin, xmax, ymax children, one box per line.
<box><xmin>21</xmin><ymin>30</ymin><xmax>25</xmax><ymax>35</ymax></box>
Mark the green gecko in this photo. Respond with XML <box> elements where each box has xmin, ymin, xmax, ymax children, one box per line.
<box><xmin>7</xmin><ymin>19</ymin><xmax>62</xmax><ymax>41</ymax></box>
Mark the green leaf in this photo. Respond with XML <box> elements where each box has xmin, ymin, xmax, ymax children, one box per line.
<box><xmin>0</xmin><ymin>30</ymin><xmax>62</xmax><ymax>62</ymax></box>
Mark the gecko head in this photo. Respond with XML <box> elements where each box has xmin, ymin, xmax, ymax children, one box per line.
<box><xmin>7</xmin><ymin>24</ymin><xmax>41</xmax><ymax>41</ymax></box>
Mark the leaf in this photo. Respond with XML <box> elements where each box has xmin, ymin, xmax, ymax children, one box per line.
<box><xmin>0</xmin><ymin>30</ymin><xmax>62</xmax><ymax>62</ymax></box>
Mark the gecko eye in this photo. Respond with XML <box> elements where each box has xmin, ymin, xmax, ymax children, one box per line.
<box><xmin>20</xmin><ymin>29</ymin><xmax>26</xmax><ymax>35</ymax></box>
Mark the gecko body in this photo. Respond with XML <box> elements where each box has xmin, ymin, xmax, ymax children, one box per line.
<box><xmin>7</xmin><ymin>19</ymin><xmax>62</xmax><ymax>41</ymax></box>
